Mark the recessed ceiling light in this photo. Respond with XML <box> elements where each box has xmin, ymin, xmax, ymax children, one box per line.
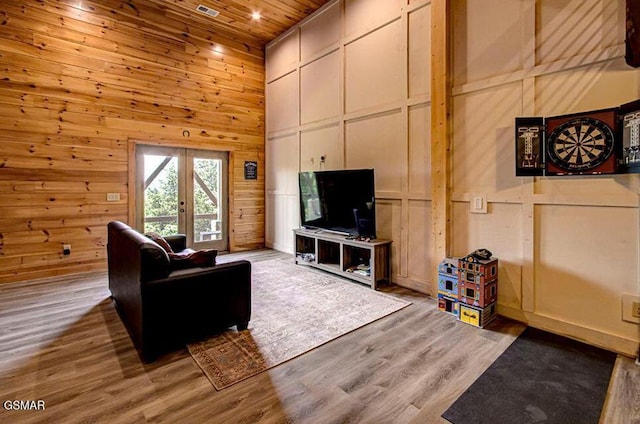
<box><xmin>251</xmin><ymin>12</ymin><xmax>261</xmax><ymax>20</ymax></box>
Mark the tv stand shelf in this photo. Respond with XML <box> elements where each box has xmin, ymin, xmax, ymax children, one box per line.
<box><xmin>293</xmin><ymin>229</ymin><xmax>392</xmax><ymax>289</ymax></box>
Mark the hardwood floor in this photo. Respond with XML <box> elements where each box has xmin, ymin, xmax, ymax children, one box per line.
<box><xmin>0</xmin><ymin>249</ymin><xmax>638</xmax><ymax>423</ymax></box>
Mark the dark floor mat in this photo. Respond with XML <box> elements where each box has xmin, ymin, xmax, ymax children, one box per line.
<box><xmin>442</xmin><ymin>327</ymin><xmax>617</xmax><ymax>424</ymax></box>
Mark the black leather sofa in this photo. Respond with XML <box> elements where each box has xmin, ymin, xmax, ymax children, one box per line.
<box><xmin>107</xmin><ymin>221</ymin><xmax>251</xmax><ymax>362</ymax></box>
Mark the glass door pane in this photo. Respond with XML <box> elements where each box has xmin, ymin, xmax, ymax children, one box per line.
<box><xmin>142</xmin><ymin>153</ymin><xmax>181</xmax><ymax>236</ymax></box>
<box><xmin>189</xmin><ymin>151</ymin><xmax>227</xmax><ymax>251</ymax></box>
<box><xmin>136</xmin><ymin>145</ymin><xmax>227</xmax><ymax>251</ymax></box>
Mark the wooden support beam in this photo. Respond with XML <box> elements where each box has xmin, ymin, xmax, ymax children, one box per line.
<box><xmin>430</xmin><ymin>0</ymin><xmax>451</xmax><ymax>291</ymax></box>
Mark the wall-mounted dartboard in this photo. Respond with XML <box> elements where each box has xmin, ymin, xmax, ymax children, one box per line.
<box><xmin>545</xmin><ymin>108</ymin><xmax>618</xmax><ymax>175</ymax></box>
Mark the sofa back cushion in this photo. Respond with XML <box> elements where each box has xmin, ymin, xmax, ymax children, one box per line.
<box><xmin>120</xmin><ymin>229</ymin><xmax>171</xmax><ymax>281</ymax></box>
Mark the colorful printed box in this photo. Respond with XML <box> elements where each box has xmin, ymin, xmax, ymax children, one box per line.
<box><xmin>438</xmin><ymin>272</ymin><xmax>459</xmax><ymax>298</ymax></box>
<box><xmin>438</xmin><ymin>257</ymin><xmax>459</xmax><ymax>277</ymax></box>
<box><xmin>437</xmin><ymin>293</ymin><xmax>459</xmax><ymax>318</ymax></box>
<box><xmin>459</xmin><ymin>302</ymin><xmax>497</xmax><ymax>328</ymax></box>
<box><xmin>458</xmin><ymin>280</ymin><xmax>497</xmax><ymax>308</ymax></box>
<box><xmin>457</xmin><ymin>255</ymin><xmax>498</xmax><ymax>286</ymax></box>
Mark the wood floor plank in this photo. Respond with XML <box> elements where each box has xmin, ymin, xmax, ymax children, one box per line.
<box><xmin>0</xmin><ymin>249</ymin><xmax>637</xmax><ymax>423</ymax></box>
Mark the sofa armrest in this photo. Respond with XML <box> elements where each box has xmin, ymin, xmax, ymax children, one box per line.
<box><xmin>140</xmin><ymin>260</ymin><xmax>252</xmax><ymax>359</ymax></box>
<box><xmin>164</xmin><ymin>234</ymin><xmax>187</xmax><ymax>252</ymax></box>
<box><xmin>145</xmin><ymin>260</ymin><xmax>251</xmax><ymax>288</ymax></box>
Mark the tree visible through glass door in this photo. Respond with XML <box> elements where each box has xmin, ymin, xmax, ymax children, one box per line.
<box><xmin>191</xmin><ymin>156</ymin><xmax>225</xmax><ymax>246</ymax></box>
<box><xmin>136</xmin><ymin>146</ymin><xmax>228</xmax><ymax>251</ymax></box>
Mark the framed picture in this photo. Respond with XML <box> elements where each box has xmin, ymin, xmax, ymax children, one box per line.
<box><xmin>545</xmin><ymin>108</ymin><xmax>618</xmax><ymax>176</ymax></box>
<box><xmin>627</xmin><ymin>0</ymin><xmax>640</xmax><ymax>68</ymax></box>
<box><xmin>515</xmin><ymin>117</ymin><xmax>545</xmax><ymax>176</ymax></box>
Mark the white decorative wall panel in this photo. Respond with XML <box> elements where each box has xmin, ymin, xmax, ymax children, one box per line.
<box><xmin>535</xmin><ymin>205</ymin><xmax>639</xmax><ymax>341</ymax></box>
<box><xmin>266</xmin><ymin>134</ymin><xmax>299</xmax><ymax>193</ymax></box>
<box><xmin>409</xmin><ymin>103</ymin><xmax>431</xmax><ymax>194</ymax></box>
<box><xmin>266</xmin><ymin>71</ymin><xmax>299</xmax><ymax>133</ymax></box>
<box><xmin>266</xmin><ymin>30</ymin><xmax>300</xmax><ymax>81</ymax></box>
<box><xmin>452</xmin><ymin>82</ymin><xmax>523</xmax><ymax>197</ymax></box>
<box><xmin>452</xmin><ymin>202</ymin><xmax>523</xmax><ymax>310</ymax></box>
<box><xmin>301</xmin><ymin>52</ymin><xmax>341</xmax><ymax>124</ymax></box>
<box><xmin>345</xmin><ymin>20</ymin><xmax>403</xmax><ymax>113</ymax></box>
<box><xmin>452</xmin><ymin>0</ymin><xmax>524</xmax><ymax>86</ymax></box>
<box><xmin>301</xmin><ymin>2</ymin><xmax>341</xmax><ymax>60</ymax></box>
<box><xmin>376</xmin><ymin>199</ymin><xmax>403</xmax><ymax>278</ymax></box>
<box><xmin>536</xmin><ymin>0</ymin><xmax>624</xmax><ymax>65</ymax></box>
<box><xmin>300</xmin><ymin>125</ymin><xmax>343</xmax><ymax>171</ymax></box>
<box><xmin>408</xmin><ymin>4</ymin><xmax>431</xmax><ymax>98</ymax></box>
<box><xmin>344</xmin><ymin>0</ymin><xmax>403</xmax><ymax>38</ymax></box>
<box><xmin>266</xmin><ymin>193</ymin><xmax>299</xmax><ymax>253</ymax></box>
<box><xmin>345</xmin><ymin>110</ymin><xmax>405</xmax><ymax>193</ymax></box>
<box><xmin>408</xmin><ymin>200</ymin><xmax>431</xmax><ymax>287</ymax></box>
<box><xmin>535</xmin><ymin>58</ymin><xmax>640</xmax><ymax>117</ymax></box>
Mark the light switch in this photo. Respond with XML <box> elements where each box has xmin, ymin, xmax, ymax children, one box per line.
<box><xmin>470</xmin><ymin>193</ymin><xmax>487</xmax><ymax>214</ymax></box>
<box><xmin>107</xmin><ymin>193</ymin><xmax>121</xmax><ymax>202</ymax></box>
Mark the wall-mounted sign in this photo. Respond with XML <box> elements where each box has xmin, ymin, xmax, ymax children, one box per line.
<box><xmin>244</xmin><ymin>161</ymin><xmax>257</xmax><ymax>180</ymax></box>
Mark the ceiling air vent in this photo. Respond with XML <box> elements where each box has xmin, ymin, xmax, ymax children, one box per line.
<box><xmin>196</xmin><ymin>4</ymin><xmax>220</xmax><ymax>18</ymax></box>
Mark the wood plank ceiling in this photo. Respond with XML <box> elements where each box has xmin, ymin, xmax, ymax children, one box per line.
<box><xmin>145</xmin><ymin>0</ymin><xmax>334</xmax><ymax>46</ymax></box>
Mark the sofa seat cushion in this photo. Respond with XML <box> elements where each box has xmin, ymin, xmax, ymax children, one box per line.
<box><xmin>169</xmin><ymin>249</ymin><xmax>218</xmax><ymax>271</ymax></box>
<box><xmin>167</xmin><ymin>266</ymin><xmax>210</xmax><ymax>278</ymax></box>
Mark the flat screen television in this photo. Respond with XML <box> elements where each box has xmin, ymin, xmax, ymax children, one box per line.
<box><xmin>298</xmin><ymin>168</ymin><xmax>376</xmax><ymax>238</ymax></box>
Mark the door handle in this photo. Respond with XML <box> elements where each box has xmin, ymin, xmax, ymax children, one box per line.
<box><xmin>180</xmin><ymin>208</ymin><xmax>185</xmax><ymax>213</ymax></box>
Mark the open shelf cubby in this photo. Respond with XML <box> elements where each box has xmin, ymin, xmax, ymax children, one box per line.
<box><xmin>293</xmin><ymin>229</ymin><xmax>391</xmax><ymax>289</ymax></box>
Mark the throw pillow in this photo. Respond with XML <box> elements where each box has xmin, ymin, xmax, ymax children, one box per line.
<box><xmin>169</xmin><ymin>249</ymin><xmax>218</xmax><ymax>270</ymax></box>
<box><xmin>145</xmin><ymin>232</ymin><xmax>174</xmax><ymax>254</ymax></box>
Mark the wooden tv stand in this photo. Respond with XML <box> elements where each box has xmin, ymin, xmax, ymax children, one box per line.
<box><xmin>293</xmin><ymin>228</ymin><xmax>392</xmax><ymax>289</ymax></box>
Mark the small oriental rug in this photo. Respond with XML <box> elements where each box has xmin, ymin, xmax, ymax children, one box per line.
<box><xmin>188</xmin><ymin>258</ymin><xmax>410</xmax><ymax>390</ymax></box>
<box><xmin>442</xmin><ymin>327</ymin><xmax>617</xmax><ymax>424</ymax></box>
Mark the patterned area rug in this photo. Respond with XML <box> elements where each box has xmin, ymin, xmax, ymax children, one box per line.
<box><xmin>188</xmin><ymin>258</ymin><xmax>410</xmax><ymax>390</ymax></box>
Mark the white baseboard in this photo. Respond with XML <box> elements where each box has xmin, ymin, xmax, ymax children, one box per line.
<box><xmin>498</xmin><ymin>304</ymin><xmax>638</xmax><ymax>357</ymax></box>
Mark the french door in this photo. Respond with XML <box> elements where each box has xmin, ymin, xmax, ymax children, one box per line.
<box><xmin>135</xmin><ymin>145</ymin><xmax>228</xmax><ymax>251</ymax></box>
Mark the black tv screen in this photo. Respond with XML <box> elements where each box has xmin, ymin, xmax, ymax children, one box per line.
<box><xmin>298</xmin><ymin>169</ymin><xmax>376</xmax><ymax>238</ymax></box>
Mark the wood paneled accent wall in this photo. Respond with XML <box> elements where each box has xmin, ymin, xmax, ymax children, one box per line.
<box><xmin>450</xmin><ymin>0</ymin><xmax>639</xmax><ymax>356</ymax></box>
<box><xmin>0</xmin><ymin>0</ymin><xmax>265</xmax><ymax>283</ymax></box>
<box><xmin>267</xmin><ymin>0</ymin><xmax>640</xmax><ymax>356</ymax></box>
<box><xmin>265</xmin><ymin>0</ymin><xmax>433</xmax><ymax>294</ymax></box>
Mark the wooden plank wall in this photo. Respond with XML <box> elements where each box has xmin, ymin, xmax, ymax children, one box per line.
<box><xmin>0</xmin><ymin>0</ymin><xmax>265</xmax><ymax>283</ymax></box>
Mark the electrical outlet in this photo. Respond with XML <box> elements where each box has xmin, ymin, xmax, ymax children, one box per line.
<box><xmin>63</xmin><ymin>244</ymin><xmax>71</xmax><ymax>256</ymax></box>
<box><xmin>622</xmin><ymin>294</ymin><xmax>640</xmax><ymax>323</ymax></box>
<box><xmin>106</xmin><ymin>193</ymin><xmax>120</xmax><ymax>202</ymax></box>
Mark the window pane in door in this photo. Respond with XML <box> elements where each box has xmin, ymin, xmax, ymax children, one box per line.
<box><xmin>193</xmin><ymin>157</ymin><xmax>222</xmax><ymax>242</ymax></box>
<box><xmin>143</xmin><ymin>154</ymin><xmax>179</xmax><ymax>236</ymax></box>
